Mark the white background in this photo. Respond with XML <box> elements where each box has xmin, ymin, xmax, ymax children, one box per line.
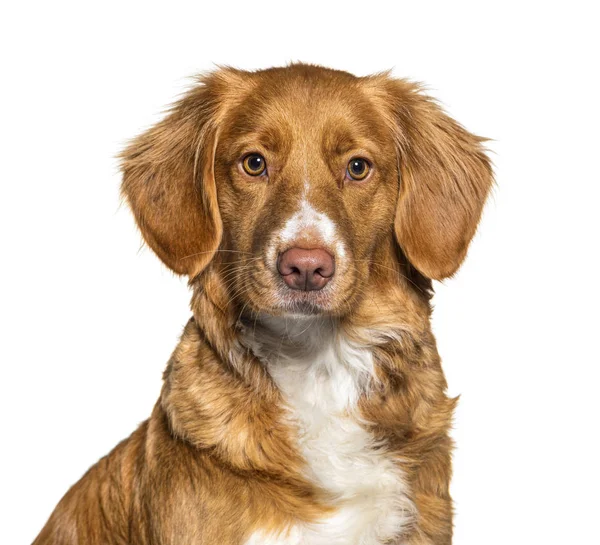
<box><xmin>1</xmin><ymin>1</ymin><xmax>599</xmax><ymax>543</ymax></box>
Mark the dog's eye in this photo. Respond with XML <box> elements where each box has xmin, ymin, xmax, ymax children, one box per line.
<box><xmin>242</xmin><ymin>154</ymin><xmax>267</xmax><ymax>176</ymax></box>
<box><xmin>347</xmin><ymin>158</ymin><xmax>370</xmax><ymax>181</ymax></box>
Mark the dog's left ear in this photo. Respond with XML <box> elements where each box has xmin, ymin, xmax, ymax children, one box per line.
<box><xmin>369</xmin><ymin>77</ymin><xmax>494</xmax><ymax>280</ymax></box>
<box><xmin>121</xmin><ymin>69</ymin><xmax>248</xmax><ymax>277</ymax></box>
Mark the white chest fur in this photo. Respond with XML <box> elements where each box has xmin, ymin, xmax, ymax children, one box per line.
<box><xmin>241</xmin><ymin>316</ymin><xmax>415</xmax><ymax>545</ymax></box>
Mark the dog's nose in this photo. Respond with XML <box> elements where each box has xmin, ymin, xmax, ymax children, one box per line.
<box><xmin>277</xmin><ymin>248</ymin><xmax>335</xmax><ymax>291</ymax></box>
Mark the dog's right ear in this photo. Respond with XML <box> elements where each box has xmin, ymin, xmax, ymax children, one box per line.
<box><xmin>121</xmin><ymin>69</ymin><xmax>248</xmax><ymax>277</ymax></box>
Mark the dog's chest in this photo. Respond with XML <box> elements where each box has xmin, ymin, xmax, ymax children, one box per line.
<box><xmin>243</xmin><ymin>321</ymin><xmax>414</xmax><ymax>545</ymax></box>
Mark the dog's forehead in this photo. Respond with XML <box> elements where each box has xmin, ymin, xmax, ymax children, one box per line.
<box><xmin>222</xmin><ymin>72</ymin><xmax>390</xmax><ymax>151</ymax></box>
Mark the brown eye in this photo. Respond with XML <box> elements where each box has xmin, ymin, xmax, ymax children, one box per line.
<box><xmin>242</xmin><ymin>154</ymin><xmax>267</xmax><ymax>176</ymax></box>
<box><xmin>347</xmin><ymin>158</ymin><xmax>370</xmax><ymax>181</ymax></box>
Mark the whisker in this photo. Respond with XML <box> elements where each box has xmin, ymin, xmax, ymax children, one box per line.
<box><xmin>178</xmin><ymin>249</ymin><xmax>255</xmax><ymax>262</ymax></box>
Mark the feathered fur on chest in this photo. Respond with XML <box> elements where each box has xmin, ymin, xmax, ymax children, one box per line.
<box><xmin>239</xmin><ymin>316</ymin><xmax>416</xmax><ymax>544</ymax></box>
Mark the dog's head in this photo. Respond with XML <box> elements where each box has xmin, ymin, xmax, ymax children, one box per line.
<box><xmin>122</xmin><ymin>64</ymin><xmax>492</xmax><ymax>317</ymax></box>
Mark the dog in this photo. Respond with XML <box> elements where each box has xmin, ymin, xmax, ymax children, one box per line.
<box><xmin>33</xmin><ymin>63</ymin><xmax>492</xmax><ymax>545</ymax></box>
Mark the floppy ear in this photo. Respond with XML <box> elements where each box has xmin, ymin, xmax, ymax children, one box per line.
<box><xmin>120</xmin><ymin>72</ymin><xmax>236</xmax><ymax>277</ymax></box>
<box><xmin>379</xmin><ymin>78</ymin><xmax>493</xmax><ymax>280</ymax></box>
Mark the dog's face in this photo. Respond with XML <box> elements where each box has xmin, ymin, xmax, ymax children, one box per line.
<box><xmin>214</xmin><ymin>71</ymin><xmax>399</xmax><ymax>315</ymax></box>
<box><xmin>121</xmin><ymin>64</ymin><xmax>492</xmax><ymax>317</ymax></box>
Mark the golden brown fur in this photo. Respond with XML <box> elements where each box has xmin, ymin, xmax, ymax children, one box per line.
<box><xmin>34</xmin><ymin>63</ymin><xmax>492</xmax><ymax>544</ymax></box>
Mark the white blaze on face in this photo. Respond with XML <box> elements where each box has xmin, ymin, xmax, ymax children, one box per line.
<box><xmin>280</xmin><ymin>199</ymin><xmax>336</xmax><ymax>245</ymax></box>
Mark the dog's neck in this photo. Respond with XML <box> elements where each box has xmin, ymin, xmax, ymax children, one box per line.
<box><xmin>238</xmin><ymin>313</ymin><xmax>376</xmax><ymax>413</ymax></box>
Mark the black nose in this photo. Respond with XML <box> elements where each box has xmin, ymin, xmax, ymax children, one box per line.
<box><xmin>277</xmin><ymin>248</ymin><xmax>335</xmax><ymax>291</ymax></box>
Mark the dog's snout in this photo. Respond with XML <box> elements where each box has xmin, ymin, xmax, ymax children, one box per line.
<box><xmin>277</xmin><ymin>248</ymin><xmax>335</xmax><ymax>291</ymax></box>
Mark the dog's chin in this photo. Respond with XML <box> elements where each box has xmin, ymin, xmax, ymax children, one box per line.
<box><xmin>280</xmin><ymin>299</ymin><xmax>324</xmax><ymax>316</ymax></box>
<box><xmin>247</xmin><ymin>287</ymin><xmax>338</xmax><ymax>317</ymax></box>
<box><xmin>274</xmin><ymin>291</ymin><xmax>331</xmax><ymax>316</ymax></box>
